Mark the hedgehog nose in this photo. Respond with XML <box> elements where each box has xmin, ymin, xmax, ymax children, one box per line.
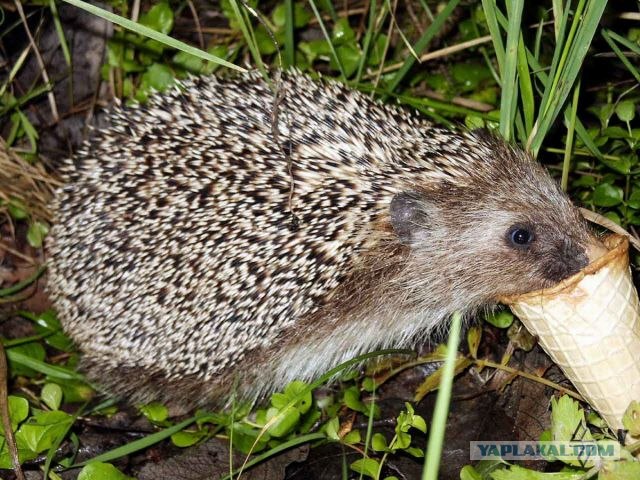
<box><xmin>563</xmin><ymin>241</ymin><xmax>589</xmax><ymax>276</ymax></box>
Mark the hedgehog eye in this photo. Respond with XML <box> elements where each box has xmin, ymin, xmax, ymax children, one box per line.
<box><xmin>507</xmin><ymin>226</ymin><xmax>534</xmax><ymax>248</ymax></box>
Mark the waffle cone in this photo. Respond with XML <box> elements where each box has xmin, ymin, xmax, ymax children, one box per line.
<box><xmin>502</xmin><ymin>234</ymin><xmax>640</xmax><ymax>431</ymax></box>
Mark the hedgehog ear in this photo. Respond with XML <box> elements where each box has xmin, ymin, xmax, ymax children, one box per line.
<box><xmin>390</xmin><ymin>192</ymin><xmax>431</xmax><ymax>245</ymax></box>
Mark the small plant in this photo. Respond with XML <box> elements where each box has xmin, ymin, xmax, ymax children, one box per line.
<box><xmin>461</xmin><ymin>395</ymin><xmax>640</xmax><ymax>479</ymax></box>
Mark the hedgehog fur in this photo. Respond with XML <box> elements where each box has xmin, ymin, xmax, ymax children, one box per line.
<box><xmin>47</xmin><ymin>71</ymin><xmax>601</xmax><ymax>406</ymax></box>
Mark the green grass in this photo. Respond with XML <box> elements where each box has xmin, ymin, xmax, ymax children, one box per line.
<box><xmin>0</xmin><ymin>1</ymin><xmax>639</xmax><ymax>479</ymax></box>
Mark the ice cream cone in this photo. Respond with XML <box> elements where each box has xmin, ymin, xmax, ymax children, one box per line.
<box><xmin>502</xmin><ymin>234</ymin><xmax>640</xmax><ymax>432</ymax></box>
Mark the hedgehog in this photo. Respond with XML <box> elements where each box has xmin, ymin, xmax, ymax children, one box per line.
<box><xmin>47</xmin><ymin>71</ymin><xmax>604</xmax><ymax>407</ymax></box>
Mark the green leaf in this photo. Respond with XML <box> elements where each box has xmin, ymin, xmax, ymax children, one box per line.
<box><xmin>342</xmin><ymin>386</ymin><xmax>366</xmax><ymax>413</ymax></box>
<box><xmin>139</xmin><ymin>402</ymin><xmax>168</xmax><ymax>423</ymax></box>
<box><xmin>622</xmin><ymin>400</ymin><xmax>640</xmax><ymax>437</ymax></box>
<box><xmin>298</xmin><ymin>39</ymin><xmax>331</xmax><ymax>61</ymax></box>
<box><xmin>202</xmin><ymin>45</ymin><xmax>230</xmax><ymax>75</ymax></box>
<box><xmin>41</xmin><ymin>383</ymin><xmax>63</xmax><ymax>410</ymax></box>
<box><xmin>140</xmin><ymin>63</ymin><xmax>175</xmax><ymax>92</ymax></box>
<box><xmin>460</xmin><ymin>465</ymin><xmax>483</xmax><ymax>480</ymax></box>
<box><xmin>170</xmin><ymin>428</ymin><xmax>207</xmax><ymax>447</ymax></box>
<box><xmin>220</xmin><ymin>0</ymin><xmax>258</xmax><ymax>31</ymax></box>
<box><xmin>467</xmin><ymin>325</ymin><xmax>482</xmax><ymax>359</ymax></box>
<box><xmin>29</xmin><ymin>309</ymin><xmax>75</xmax><ymax>352</ymax></box>
<box><xmin>71</xmin><ymin>415</ymin><xmax>204</xmax><ymax>467</ymax></box>
<box><xmin>350</xmin><ymin>458</ymin><xmax>380</xmax><ymax>478</ymax></box>
<box><xmin>362</xmin><ymin>377</ymin><xmax>377</xmax><ymax>393</ymax></box>
<box><xmin>0</xmin><ymin>443</ymin><xmax>38</xmax><ymax>469</ymax></box>
<box><xmin>485</xmin><ymin>310</ymin><xmax>514</xmax><ymax>328</ymax></box>
<box><xmin>342</xmin><ymin>430</ymin><xmax>361</xmax><ymax>445</ymax></box>
<box><xmin>371</xmin><ymin>432</ymin><xmax>388</xmax><ymax>451</ymax></box>
<box><xmin>551</xmin><ymin>395</ymin><xmax>591</xmax><ymax>443</ymax></box>
<box><xmin>332</xmin><ymin>18</ymin><xmax>355</xmax><ymax>44</ymax></box>
<box><xmin>452</xmin><ymin>62</ymin><xmax>493</xmax><ymax>91</ymax></box>
<box><xmin>367</xmin><ymin>34</ymin><xmax>388</xmax><ymax>67</ymax></box>
<box><xmin>491</xmin><ymin>465</ymin><xmax>586</xmax><ymax>479</ymax></box>
<box><xmin>592</xmin><ymin>183</ymin><xmax>624</xmax><ymax>207</ymax></box>
<box><xmin>324</xmin><ymin>416</ymin><xmax>340</xmax><ymax>441</ymax></box>
<box><xmin>604</xmin><ymin>211</ymin><xmax>621</xmax><ymax>225</ymax></box>
<box><xmin>78</xmin><ymin>462</ymin><xmax>134</xmax><ymax>480</ymax></box>
<box><xmin>56</xmin><ymin>379</ymin><xmax>94</xmax><ymax>404</ymax></box>
<box><xmin>603</xmin><ymin>126</ymin><xmax>632</xmax><ymax>139</ymax></box>
<box><xmin>405</xmin><ymin>446</ymin><xmax>424</xmax><ymax>458</ymax></box>
<box><xmin>16</xmin><ymin>410</ymin><xmax>74</xmax><ymax>454</ymax></box>
<box><xmin>272</xmin><ymin>2</ymin><xmax>311</xmax><ymax>28</ymax></box>
<box><xmin>17</xmin><ymin>111</ymin><xmax>39</xmax><ymax>152</ymax></box>
<box><xmin>332</xmin><ymin>44</ymin><xmax>360</xmax><ymax>78</ymax></box>
<box><xmin>628</xmin><ymin>190</ymin><xmax>640</xmax><ymax>209</ymax></box>
<box><xmin>253</xmin><ymin>25</ymin><xmax>283</xmax><ymax>55</ymax></box>
<box><xmin>599</xmin><ymin>155</ymin><xmax>632</xmax><ymax>175</ymax></box>
<box><xmin>271</xmin><ymin>380</ymin><xmax>312</xmax><ymax>413</ymax></box>
<box><xmin>600</xmin><ymin>460</ymin><xmax>640</xmax><ymax>480</ymax></box>
<box><xmin>1</xmin><ymin>396</ymin><xmax>30</xmax><ymax>433</ymax></box>
<box><xmin>172</xmin><ymin>51</ymin><xmax>203</xmax><ymax>73</ymax></box>
<box><xmin>228</xmin><ymin>422</ymin><xmax>269</xmax><ymax>453</ymax></box>
<box><xmin>27</xmin><ymin>221</ymin><xmax>49</xmax><ymax>248</ymax></box>
<box><xmin>616</xmin><ymin>100</ymin><xmax>636</xmax><ymax>123</ymax></box>
<box><xmin>266</xmin><ymin>405</ymin><xmax>300</xmax><ymax>438</ymax></box>
<box><xmin>139</xmin><ymin>2</ymin><xmax>174</xmax><ymax>34</ymax></box>
<box><xmin>7</xmin><ymin>198</ymin><xmax>28</xmax><ymax>220</ymax></box>
<box><xmin>297</xmin><ymin>407</ymin><xmax>321</xmax><ymax>434</ymax></box>
<box><xmin>409</xmin><ymin>413</ymin><xmax>427</xmax><ymax>434</ymax></box>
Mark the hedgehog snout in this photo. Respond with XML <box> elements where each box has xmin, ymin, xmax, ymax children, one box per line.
<box><xmin>543</xmin><ymin>239</ymin><xmax>589</xmax><ymax>283</ymax></box>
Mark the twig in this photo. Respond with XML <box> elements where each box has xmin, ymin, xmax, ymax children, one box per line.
<box><xmin>0</xmin><ymin>342</ymin><xmax>26</xmax><ymax>480</ymax></box>
<box><xmin>475</xmin><ymin>358</ymin><xmax>583</xmax><ymax>401</ymax></box>
<box><xmin>186</xmin><ymin>0</ymin><xmax>205</xmax><ymax>49</ymax></box>
<box><xmin>370</xmin><ymin>35</ymin><xmax>492</xmax><ymax>77</ymax></box>
<box><xmin>619</xmin><ymin>12</ymin><xmax>640</xmax><ymax>21</ymax></box>
<box><xmin>0</xmin><ymin>243</ymin><xmax>37</xmax><ymax>265</ymax></box>
<box><xmin>372</xmin><ymin>0</ymin><xmax>397</xmax><ymax>91</ymax></box>
<box><xmin>130</xmin><ymin>0</ymin><xmax>140</xmax><ymax>23</ymax></box>
<box><xmin>13</xmin><ymin>0</ymin><xmax>59</xmax><ymax>123</ymax></box>
<box><xmin>580</xmin><ymin>208</ymin><xmax>640</xmax><ymax>252</ymax></box>
<box><xmin>418</xmin><ymin>89</ymin><xmax>494</xmax><ymax>112</ymax></box>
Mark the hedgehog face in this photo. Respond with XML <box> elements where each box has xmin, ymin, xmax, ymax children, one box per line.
<box><xmin>389</xmin><ymin>182</ymin><xmax>600</xmax><ymax>304</ymax></box>
<box><xmin>501</xmin><ymin>219</ymin><xmax>590</xmax><ymax>284</ymax></box>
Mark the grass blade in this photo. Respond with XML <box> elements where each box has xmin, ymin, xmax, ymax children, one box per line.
<box><xmin>72</xmin><ymin>415</ymin><xmax>204</xmax><ymax>467</ymax></box>
<box><xmin>525</xmin><ymin>47</ymin><xmax>604</xmax><ymax>161</ymax></box>
<box><xmin>562</xmin><ymin>81</ymin><xmax>580</xmax><ymax>191</ymax></box>
<box><xmin>528</xmin><ymin>0</ymin><xmax>607</xmax><ymax>154</ymax></box>
<box><xmin>223</xmin><ymin>433</ymin><xmax>327</xmax><ymax>480</ymax></box>
<box><xmin>61</xmin><ymin>0</ymin><xmax>245</xmax><ymax>72</ymax></box>
<box><xmin>283</xmin><ymin>0</ymin><xmax>295</xmax><ymax>67</ymax></box>
<box><xmin>385</xmin><ymin>0</ymin><xmax>461</xmax><ymax>95</ymax></box>
<box><xmin>499</xmin><ymin>0</ymin><xmax>524</xmax><ymax>141</ymax></box>
<box><xmin>421</xmin><ymin>312</ymin><xmax>462</xmax><ymax>480</ymax></box>
<box><xmin>480</xmin><ymin>0</ymin><xmax>505</xmax><ymax>77</ymax></box>
<box><xmin>5</xmin><ymin>350</ymin><xmax>85</xmax><ymax>381</ymax></box>
<box><xmin>602</xmin><ymin>29</ymin><xmax>640</xmax><ymax>83</ymax></box>
<box><xmin>307</xmin><ymin>0</ymin><xmax>346</xmax><ymax>80</ymax></box>
<box><xmin>551</xmin><ymin>0</ymin><xmax>564</xmax><ymax>41</ymax></box>
<box><xmin>354</xmin><ymin>0</ymin><xmax>377</xmax><ymax>84</ymax></box>
<box><xmin>228</xmin><ymin>0</ymin><xmax>268</xmax><ymax>80</ymax></box>
<box><xmin>49</xmin><ymin>0</ymin><xmax>71</xmax><ymax>66</ymax></box>
<box><xmin>517</xmin><ymin>33</ymin><xmax>534</xmax><ymax>135</ymax></box>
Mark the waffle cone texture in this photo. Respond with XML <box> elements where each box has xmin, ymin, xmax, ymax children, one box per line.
<box><xmin>503</xmin><ymin>234</ymin><xmax>640</xmax><ymax>431</ymax></box>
